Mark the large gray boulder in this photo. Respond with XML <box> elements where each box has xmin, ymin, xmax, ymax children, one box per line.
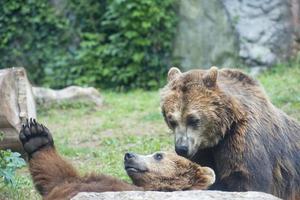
<box><xmin>0</xmin><ymin>67</ymin><xmax>36</xmax><ymax>152</ymax></box>
<box><xmin>173</xmin><ymin>0</ymin><xmax>300</xmax><ymax>72</ymax></box>
<box><xmin>173</xmin><ymin>0</ymin><xmax>239</xmax><ymax>69</ymax></box>
<box><xmin>222</xmin><ymin>0</ymin><xmax>293</xmax><ymax>72</ymax></box>
<box><xmin>72</xmin><ymin>191</ymin><xmax>281</xmax><ymax>200</ymax></box>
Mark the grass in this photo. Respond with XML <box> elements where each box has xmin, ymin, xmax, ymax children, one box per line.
<box><xmin>1</xmin><ymin>62</ymin><xmax>300</xmax><ymax>199</ymax></box>
<box><xmin>0</xmin><ymin>91</ymin><xmax>172</xmax><ymax>200</ymax></box>
<box><xmin>259</xmin><ymin>62</ymin><xmax>300</xmax><ymax>120</ymax></box>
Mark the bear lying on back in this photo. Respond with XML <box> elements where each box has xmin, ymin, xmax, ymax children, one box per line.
<box><xmin>19</xmin><ymin>119</ymin><xmax>215</xmax><ymax>200</ymax></box>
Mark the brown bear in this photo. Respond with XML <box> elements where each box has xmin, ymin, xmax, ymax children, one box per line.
<box><xmin>160</xmin><ymin>66</ymin><xmax>300</xmax><ymax>200</ymax></box>
<box><xmin>19</xmin><ymin>119</ymin><xmax>215</xmax><ymax>200</ymax></box>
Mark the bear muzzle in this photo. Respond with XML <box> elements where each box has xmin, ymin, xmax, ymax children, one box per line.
<box><xmin>124</xmin><ymin>152</ymin><xmax>148</xmax><ymax>174</ymax></box>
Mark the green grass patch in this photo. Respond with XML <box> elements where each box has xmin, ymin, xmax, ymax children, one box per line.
<box><xmin>259</xmin><ymin>61</ymin><xmax>300</xmax><ymax>120</ymax></box>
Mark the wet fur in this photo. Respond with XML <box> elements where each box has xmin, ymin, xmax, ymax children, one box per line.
<box><xmin>161</xmin><ymin>68</ymin><xmax>300</xmax><ymax>200</ymax></box>
<box><xmin>29</xmin><ymin>147</ymin><xmax>142</xmax><ymax>200</ymax></box>
<box><xmin>130</xmin><ymin>152</ymin><xmax>214</xmax><ymax>191</ymax></box>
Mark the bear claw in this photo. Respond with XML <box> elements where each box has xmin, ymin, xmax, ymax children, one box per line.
<box><xmin>20</xmin><ymin>118</ymin><xmax>54</xmax><ymax>156</ymax></box>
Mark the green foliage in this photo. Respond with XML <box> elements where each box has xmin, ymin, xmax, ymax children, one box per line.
<box><xmin>0</xmin><ymin>131</ymin><xmax>26</xmax><ymax>188</ymax></box>
<box><xmin>0</xmin><ymin>174</ymin><xmax>37</xmax><ymax>200</ymax></box>
<box><xmin>0</xmin><ymin>150</ymin><xmax>26</xmax><ymax>187</ymax></box>
<box><xmin>0</xmin><ymin>0</ymin><xmax>70</xmax><ymax>84</ymax></box>
<box><xmin>0</xmin><ymin>0</ymin><xmax>178</xmax><ymax>90</ymax></box>
<box><xmin>98</xmin><ymin>0</ymin><xmax>177</xmax><ymax>89</ymax></box>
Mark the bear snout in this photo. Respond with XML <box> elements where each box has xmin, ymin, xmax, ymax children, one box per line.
<box><xmin>124</xmin><ymin>152</ymin><xmax>136</xmax><ymax>161</ymax></box>
<box><xmin>175</xmin><ymin>145</ymin><xmax>189</xmax><ymax>157</ymax></box>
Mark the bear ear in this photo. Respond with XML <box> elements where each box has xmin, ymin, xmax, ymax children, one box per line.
<box><xmin>203</xmin><ymin>66</ymin><xmax>218</xmax><ymax>88</ymax></box>
<box><xmin>192</xmin><ymin>166</ymin><xmax>215</xmax><ymax>190</ymax></box>
<box><xmin>167</xmin><ymin>67</ymin><xmax>181</xmax><ymax>82</ymax></box>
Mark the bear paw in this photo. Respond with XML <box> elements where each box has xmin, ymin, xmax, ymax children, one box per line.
<box><xmin>19</xmin><ymin>118</ymin><xmax>54</xmax><ymax>156</ymax></box>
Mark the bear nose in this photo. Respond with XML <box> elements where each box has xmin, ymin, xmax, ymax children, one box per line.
<box><xmin>175</xmin><ymin>145</ymin><xmax>188</xmax><ymax>157</ymax></box>
<box><xmin>124</xmin><ymin>152</ymin><xmax>136</xmax><ymax>161</ymax></box>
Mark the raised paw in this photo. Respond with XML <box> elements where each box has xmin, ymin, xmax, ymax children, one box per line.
<box><xmin>19</xmin><ymin>118</ymin><xmax>54</xmax><ymax>156</ymax></box>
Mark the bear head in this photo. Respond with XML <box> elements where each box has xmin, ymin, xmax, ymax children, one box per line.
<box><xmin>160</xmin><ymin>67</ymin><xmax>244</xmax><ymax>158</ymax></box>
<box><xmin>124</xmin><ymin>151</ymin><xmax>215</xmax><ymax>191</ymax></box>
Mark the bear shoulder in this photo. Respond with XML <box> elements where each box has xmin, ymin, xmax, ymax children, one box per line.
<box><xmin>219</xmin><ymin>68</ymin><xmax>259</xmax><ymax>86</ymax></box>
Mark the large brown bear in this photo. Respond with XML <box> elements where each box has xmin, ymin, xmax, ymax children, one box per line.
<box><xmin>20</xmin><ymin>119</ymin><xmax>215</xmax><ymax>200</ymax></box>
<box><xmin>160</xmin><ymin>67</ymin><xmax>300</xmax><ymax>200</ymax></box>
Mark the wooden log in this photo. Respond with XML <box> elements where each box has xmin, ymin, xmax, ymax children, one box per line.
<box><xmin>0</xmin><ymin>67</ymin><xmax>36</xmax><ymax>152</ymax></box>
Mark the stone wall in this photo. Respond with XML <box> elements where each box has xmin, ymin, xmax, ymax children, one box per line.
<box><xmin>173</xmin><ymin>0</ymin><xmax>239</xmax><ymax>69</ymax></box>
<box><xmin>173</xmin><ymin>0</ymin><xmax>300</xmax><ymax>73</ymax></box>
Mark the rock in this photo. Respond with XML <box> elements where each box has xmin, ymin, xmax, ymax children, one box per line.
<box><xmin>32</xmin><ymin>86</ymin><xmax>103</xmax><ymax>107</ymax></box>
<box><xmin>222</xmin><ymin>0</ymin><xmax>293</xmax><ymax>68</ymax></box>
<box><xmin>173</xmin><ymin>0</ymin><xmax>300</xmax><ymax>71</ymax></box>
<box><xmin>173</xmin><ymin>0</ymin><xmax>239</xmax><ymax>70</ymax></box>
<box><xmin>72</xmin><ymin>191</ymin><xmax>281</xmax><ymax>200</ymax></box>
<box><xmin>0</xmin><ymin>67</ymin><xmax>36</xmax><ymax>152</ymax></box>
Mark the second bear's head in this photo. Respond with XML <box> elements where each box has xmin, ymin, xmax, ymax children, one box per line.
<box><xmin>124</xmin><ymin>151</ymin><xmax>215</xmax><ymax>191</ymax></box>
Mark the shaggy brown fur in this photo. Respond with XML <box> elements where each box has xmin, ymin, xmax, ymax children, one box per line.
<box><xmin>160</xmin><ymin>67</ymin><xmax>300</xmax><ymax>200</ymax></box>
<box><xmin>125</xmin><ymin>151</ymin><xmax>215</xmax><ymax>191</ymax></box>
<box><xmin>20</xmin><ymin>119</ymin><xmax>215</xmax><ymax>200</ymax></box>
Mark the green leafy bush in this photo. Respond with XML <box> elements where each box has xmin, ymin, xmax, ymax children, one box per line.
<box><xmin>99</xmin><ymin>0</ymin><xmax>177</xmax><ymax>89</ymax></box>
<box><xmin>0</xmin><ymin>0</ymin><xmax>70</xmax><ymax>84</ymax></box>
<box><xmin>0</xmin><ymin>0</ymin><xmax>178</xmax><ymax>90</ymax></box>
<box><xmin>0</xmin><ymin>150</ymin><xmax>26</xmax><ymax>187</ymax></box>
<box><xmin>0</xmin><ymin>132</ymin><xmax>26</xmax><ymax>187</ymax></box>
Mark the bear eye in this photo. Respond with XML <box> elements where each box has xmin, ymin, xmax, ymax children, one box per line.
<box><xmin>154</xmin><ymin>153</ymin><xmax>163</xmax><ymax>161</ymax></box>
<box><xmin>166</xmin><ymin>114</ymin><xmax>177</xmax><ymax>129</ymax></box>
<box><xmin>168</xmin><ymin>120</ymin><xmax>177</xmax><ymax>128</ymax></box>
<box><xmin>186</xmin><ymin>115</ymin><xmax>200</xmax><ymax>127</ymax></box>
